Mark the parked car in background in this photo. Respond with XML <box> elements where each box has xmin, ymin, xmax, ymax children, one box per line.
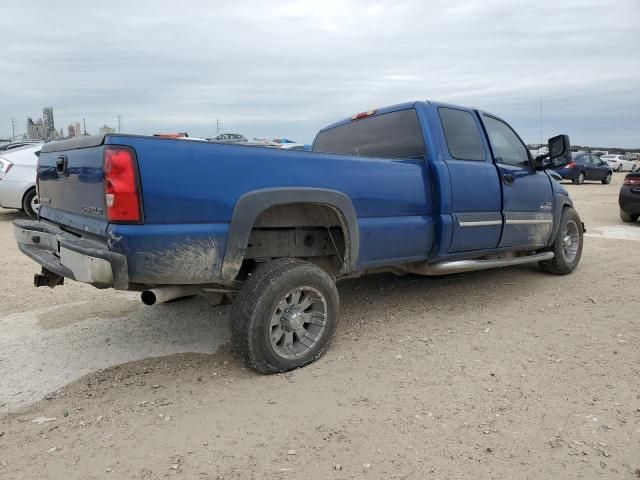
<box><xmin>209</xmin><ymin>133</ymin><xmax>248</xmax><ymax>143</ymax></box>
<box><xmin>551</xmin><ymin>152</ymin><xmax>613</xmax><ymax>185</ymax></box>
<box><xmin>269</xmin><ymin>138</ymin><xmax>307</xmax><ymax>150</ymax></box>
<box><xmin>252</xmin><ymin>138</ymin><xmax>308</xmax><ymax>150</ymax></box>
<box><xmin>619</xmin><ymin>170</ymin><xmax>640</xmax><ymax>222</ymax></box>
<box><xmin>0</xmin><ymin>140</ymin><xmax>42</xmax><ymax>152</ymax></box>
<box><xmin>601</xmin><ymin>154</ymin><xmax>637</xmax><ymax>172</ymax></box>
<box><xmin>0</xmin><ymin>144</ymin><xmax>42</xmax><ymax>217</ymax></box>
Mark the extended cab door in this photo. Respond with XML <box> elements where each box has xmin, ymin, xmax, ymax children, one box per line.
<box><xmin>480</xmin><ymin>114</ymin><xmax>554</xmax><ymax>248</ymax></box>
<box><xmin>437</xmin><ymin>106</ymin><xmax>502</xmax><ymax>252</ymax></box>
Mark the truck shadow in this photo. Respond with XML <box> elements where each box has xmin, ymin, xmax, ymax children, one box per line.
<box><xmin>0</xmin><ymin>208</ymin><xmax>26</xmax><ymax>222</ymax></box>
<box><xmin>4</xmin><ymin>262</ymin><xmax>556</xmax><ymax>410</ymax></box>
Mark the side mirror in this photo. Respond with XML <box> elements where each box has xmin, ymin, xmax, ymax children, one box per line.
<box><xmin>533</xmin><ymin>134</ymin><xmax>572</xmax><ymax>169</ymax></box>
<box><xmin>548</xmin><ymin>134</ymin><xmax>571</xmax><ymax>166</ymax></box>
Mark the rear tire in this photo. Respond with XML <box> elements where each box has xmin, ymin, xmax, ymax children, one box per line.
<box><xmin>602</xmin><ymin>172</ymin><xmax>612</xmax><ymax>184</ymax></box>
<box><xmin>620</xmin><ymin>210</ymin><xmax>639</xmax><ymax>222</ymax></box>
<box><xmin>539</xmin><ymin>207</ymin><xmax>583</xmax><ymax>275</ymax></box>
<box><xmin>573</xmin><ymin>172</ymin><xmax>585</xmax><ymax>185</ymax></box>
<box><xmin>231</xmin><ymin>258</ymin><xmax>339</xmax><ymax>374</ymax></box>
<box><xmin>22</xmin><ymin>188</ymin><xmax>38</xmax><ymax>218</ymax></box>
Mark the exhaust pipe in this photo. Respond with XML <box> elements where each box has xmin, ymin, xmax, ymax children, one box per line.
<box><xmin>141</xmin><ymin>286</ymin><xmax>203</xmax><ymax>306</ymax></box>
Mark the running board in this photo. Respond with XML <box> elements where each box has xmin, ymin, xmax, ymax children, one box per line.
<box><xmin>402</xmin><ymin>251</ymin><xmax>554</xmax><ymax>276</ymax></box>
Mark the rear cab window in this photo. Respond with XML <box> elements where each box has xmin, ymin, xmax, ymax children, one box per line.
<box><xmin>438</xmin><ymin>107</ymin><xmax>485</xmax><ymax>161</ymax></box>
<box><xmin>312</xmin><ymin>109</ymin><xmax>425</xmax><ymax>159</ymax></box>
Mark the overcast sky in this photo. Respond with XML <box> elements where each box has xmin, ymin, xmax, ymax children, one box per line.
<box><xmin>1</xmin><ymin>0</ymin><xmax>639</xmax><ymax>147</ymax></box>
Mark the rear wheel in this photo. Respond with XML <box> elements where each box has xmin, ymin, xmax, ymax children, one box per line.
<box><xmin>602</xmin><ymin>172</ymin><xmax>612</xmax><ymax>184</ymax></box>
<box><xmin>573</xmin><ymin>172</ymin><xmax>585</xmax><ymax>185</ymax></box>
<box><xmin>620</xmin><ymin>210</ymin><xmax>639</xmax><ymax>222</ymax></box>
<box><xmin>22</xmin><ymin>188</ymin><xmax>38</xmax><ymax>218</ymax></box>
<box><xmin>539</xmin><ymin>207</ymin><xmax>583</xmax><ymax>275</ymax></box>
<box><xmin>231</xmin><ymin>258</ymin><xmax>339</xmax><ymax>374</ymax></box>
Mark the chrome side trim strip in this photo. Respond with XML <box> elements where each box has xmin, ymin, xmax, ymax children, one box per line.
<box><xmin>459</xmin><ymin>220</ymin><xmax>503</xmax><ymax>227</ymax></box>
<box><xmin>505</xmin><ymin>219</ymin><xmax>553</xmax><ymax>225</ymax></box>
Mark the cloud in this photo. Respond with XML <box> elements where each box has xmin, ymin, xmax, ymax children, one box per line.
<box><xmin>0</xmin><ymin>0</ymin><xmax>638</xmax><ymax>146</ymax></box>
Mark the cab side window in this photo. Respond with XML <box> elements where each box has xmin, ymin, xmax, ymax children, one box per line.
<box><xmin>482</xmin><ymin>115</ymin><xmax>530</xmax><ymax>168</ymax></box>
<box><xmin>438</xmin><ymin>107</ymin><xmax>485</xmax><ymax>161</ymax></box>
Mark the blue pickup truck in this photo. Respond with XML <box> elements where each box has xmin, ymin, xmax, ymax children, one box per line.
<box><xmin>14</xmin><ymin>100</ymin><xmax>583</xmax><ymax>373</ymax></box>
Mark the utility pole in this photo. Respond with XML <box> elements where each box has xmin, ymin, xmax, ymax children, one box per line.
<box><xmin>83</xmin><ymin>118</ymin><xmax>87</xmax><ymax>136</ymax></box>
<box><xmin>216</xmin><ymin>119</ymin><xmax>222</xmax><ymax>135</ymax></box>
<box><xmin>540</xmin><ymin>98</ymin><xmax>543</xmax><ymax>148</ymax></box>
<box><xmin>11</xmin><ymin>118</ymin><xmax>16</xmax><ymax>140</ymax></box>
<box><xmin>117</xmin><ymin>114</ymin><xmax>121</xmax><ymax>133</ymax></box>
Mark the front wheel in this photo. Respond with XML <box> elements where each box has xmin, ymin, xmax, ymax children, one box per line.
<box><xmin>602</xmin><ymin>172</ymin><xmax>612</xmax><ymax>184</ymax></box>
<box><xmin>231</xmin><ymin>258</ymin><xmax>339</xmax><ymax>374</ymax></box>
<box><xmin>539</xmin><ymin>207</ymin><xmax>583</xmax><ymax>275</ymax></box>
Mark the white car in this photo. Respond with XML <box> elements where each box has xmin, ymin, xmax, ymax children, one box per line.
<box><xmin>600</xmin><ymin>154</ymin><xmax>637</xmax><ymax>172</ymax></box>
<box><xmin>0</xmin><ymin>144</ymin><xmax>42</xmax><ymax>217</ymax></box>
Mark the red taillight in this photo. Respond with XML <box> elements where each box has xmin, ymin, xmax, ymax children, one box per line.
<box><xmin>565</xmin><ymin>162</ymin><xmax>576</xmax><ymax>169</ymax></box>
<box><xmin>624</xmin><ymin>175</ymin><xmax>640</xmax><ymax>185</ymax></box>
<box><xmin>103</xmin><ymin>147</ymin><xmax>141</xmax><ymax>222</ymax></box>
<box><xmin>351</xmin><ymin>109</ymin><xmax>377</xmax><ymax>121</ymax></box>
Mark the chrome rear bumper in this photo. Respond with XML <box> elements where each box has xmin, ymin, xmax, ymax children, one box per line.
<box><xmin>13</xmin><ymin>219</ymin><xmax>128</xmax><ymax>289</ymax></box>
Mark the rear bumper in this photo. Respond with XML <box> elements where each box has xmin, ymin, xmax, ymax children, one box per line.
<box><xmin>553</xmin><ymin>168</ymin><xmax>577</xmax><ymax>181</ymax></box>
<box><xmin>13</xmin><ymin>219</ymin><xmax>128</xmax><ymax>289</ymax></box>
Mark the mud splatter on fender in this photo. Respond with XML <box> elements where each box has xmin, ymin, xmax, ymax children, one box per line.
<box><xmin>131</xmin><ymin>238</ymin><xmax>222</xmax><ymax>284</ymax></box>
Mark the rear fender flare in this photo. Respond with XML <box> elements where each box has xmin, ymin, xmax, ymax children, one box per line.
<box><xmin>221</xmin><ymin>188</ymin><xmax>359</xmax><ymax>281</ymax></box>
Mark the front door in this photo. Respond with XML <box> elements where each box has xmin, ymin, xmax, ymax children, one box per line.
<box><xmin>480</xmin><ymin>114</ymin><xmax>554</xmax><ymax>248</ymax></box>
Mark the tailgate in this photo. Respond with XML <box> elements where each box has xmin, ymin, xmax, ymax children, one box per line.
<box><xmin>38</xmin><ymin>136</ymin><xmax>108</xmax><ymax>235</ymax></box>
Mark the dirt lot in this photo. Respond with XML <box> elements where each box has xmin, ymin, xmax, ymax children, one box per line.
<box><xmin>1</xmin><ymin>174</ymin><xmax>638</xmax><ymax>479</ymax></box>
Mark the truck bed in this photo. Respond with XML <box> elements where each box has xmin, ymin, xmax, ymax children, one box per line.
<box><xmin>36</xmin><ymin>135</ymin><xmax>434</xmax><ymax>287</ymax></box>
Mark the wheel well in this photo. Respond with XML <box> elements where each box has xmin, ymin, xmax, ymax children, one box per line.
<box><xmin>242</xmin><ymin>203</ymin><xmax>347</xmax><ymax>277</ymax></box>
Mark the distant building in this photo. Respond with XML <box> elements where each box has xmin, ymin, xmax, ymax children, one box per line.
<box><xmin>26</xmin><ymin>117</ymin><xmax>47</xmax><ymax>140</ymax></box>
<box><xmin>75</xmin><ymin>122</ymin><xmax>82</xmax><ymax>136</ymax></box>
<box><xmin>26</xmin><ymin>107</ymin><xmax>58</xmax><ymax>141</ymax></box>
<box><xmin>68</xmin><ymin>124</ymin><xmax>76</xmax><ymax>137</ymax></box>
<box><xmin>43</xmin><ymin>107</ymin><xmax>55</xmax><ymax>140</ymax></box>
<box><xmin>99</xmin><ymin>125</ymin><xmax>116</xmax><ymax>135</ymax></box>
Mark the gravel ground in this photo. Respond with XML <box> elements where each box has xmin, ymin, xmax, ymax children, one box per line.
<box><xmin>0</xmin><ymin>174</ymin><xmax>638</xmax><ymax>479</ymax></box>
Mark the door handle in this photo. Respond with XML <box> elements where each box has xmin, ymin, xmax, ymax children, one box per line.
<box><xmin>56</xmin><ymin>155</ymin><xmax>68</xmax><ymax>175</ymax></box>
<box><xmin>502</xmin><ymin>173</ymin><xmax>514</xmax><ymax>185</ymax></box>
